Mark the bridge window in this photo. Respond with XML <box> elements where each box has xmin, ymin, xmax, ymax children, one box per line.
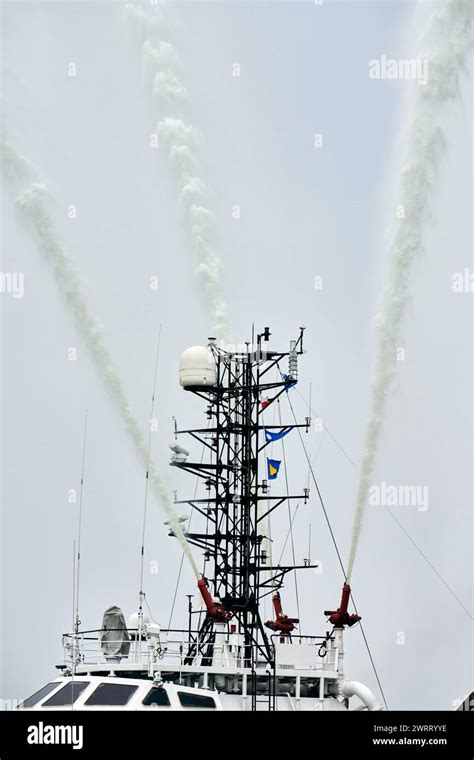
<box><xmin>43</xmin><ymin>681</ymin><xmax>90</xmax><ymax>707</ymax></box>
<box><xmin>85</xmin><ymin>682</ymin><xmax>138</xmax><ymax>706</ymax></box>
<box><xmin>178</xmin><ymin>691</ymin><xmax>216</xmax><ymax>709</ymax></box>
<box><xmin>142</xmin><ymin>687</ymin><xmax>171</xmax><ymax>707</ymax></box>
<box><xmin>20</xmin><ymin>683</ymin><xmax>60</xmax><ymax>708</ymax></box>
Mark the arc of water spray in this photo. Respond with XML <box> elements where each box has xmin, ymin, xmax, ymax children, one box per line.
<box><xmin>125</xmin><ymin>4</ymin><xmax>230</xmax><ymax>340</ymax></box>
<box><xmin>347</xmin><ymin>0</ymin><xmax>472</xmax><ymax>582</ymax></box>
<box><xmin>0</xmin><ymin>138</ymin><xmax>199</xmax><ymax>578</ymax></box>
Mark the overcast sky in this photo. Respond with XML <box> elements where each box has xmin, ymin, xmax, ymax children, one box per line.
<box><xmin>1</xmin><ymin>0</ymin><xmax>472</xmax><ymax>710</ymax></box>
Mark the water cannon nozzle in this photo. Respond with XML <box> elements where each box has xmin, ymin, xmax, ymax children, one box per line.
<box><xmin>324</xmin><ymin>583</ymin><xmax>361</xmax><ymax>628</ymax></box>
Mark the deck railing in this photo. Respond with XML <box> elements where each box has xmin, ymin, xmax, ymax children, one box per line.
<box><xmin>62</xmin><ymin>628</ymin><xmax>333</xmax><ymax>673</ymax></box>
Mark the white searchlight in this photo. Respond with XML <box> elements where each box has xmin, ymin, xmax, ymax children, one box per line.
<box><xmin>169</xmin><ymin>441</ymin><xmax>190</xmax><ymax>463</ymax></box>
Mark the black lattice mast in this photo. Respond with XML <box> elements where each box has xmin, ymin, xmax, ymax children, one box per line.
<box><xmin>172</xmin><ymin>327</ymin><xmax>316</xmax><ymax>667</ymax></box>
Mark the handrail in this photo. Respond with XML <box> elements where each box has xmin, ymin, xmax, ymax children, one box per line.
<box><xmin>63</xmin><ymin>628</ymin><xmax>332</xmax><ymax>640</ymax></box>
<box><xmin>62</xmin><ymin>627</ymin><xmax>333</xmax><ymax>674</ymax></box>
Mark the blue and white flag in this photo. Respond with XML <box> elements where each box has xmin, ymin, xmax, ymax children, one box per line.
<box><xmin>264</xmin><ymin>427</ymin><xmax>292</xmax><ymax>444</ymax></box>
<box><xmin>280</xmin><ymin>372</ymin><xmax>297</xmax><ymax>393</ymax></box>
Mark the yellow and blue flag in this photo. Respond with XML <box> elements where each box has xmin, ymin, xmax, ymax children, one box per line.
<box><xmin>267</xmin><ymin>458</ymin><xmax>281</xmax><ymax>480</ymax></box>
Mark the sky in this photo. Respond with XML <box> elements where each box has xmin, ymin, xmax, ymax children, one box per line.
<box><xmin>0</xmin><ymin>0</ymin><xmax>472</xmax><ymax>711</ymax></box>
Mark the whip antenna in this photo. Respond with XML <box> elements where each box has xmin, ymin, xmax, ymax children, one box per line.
<box><xmin>138</xmin><ymin>324</ymin><xmax>162</xmax><ymax>639</ymax></box>
<box><xmin>75</xmin><ymin>410</ymin><xmax>88</xmax><ymax>634</ymax></box>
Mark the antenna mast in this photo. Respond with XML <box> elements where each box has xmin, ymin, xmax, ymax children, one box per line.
<box><xmin>172</xmin><ymin>327</ymin><xmax>317</xmax><ymax>705</ymax></box>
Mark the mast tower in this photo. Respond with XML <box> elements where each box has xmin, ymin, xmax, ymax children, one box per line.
<box><xmin>172</xmin><ymin>327</ymin><xmax>316</xmax><ymax>678</ymax></box>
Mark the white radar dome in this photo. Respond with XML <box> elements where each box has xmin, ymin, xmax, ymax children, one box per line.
<box><xmin>179</xmin><ymin>346</ymin><xmax>217</xmax><ymax>389</ymax></box>
<box><xmin>128</xmin><ymin>612</ymin><xmax>150</xmax><ymax>629</ymax></box>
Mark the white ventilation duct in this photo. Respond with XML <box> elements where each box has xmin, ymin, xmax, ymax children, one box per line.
<box><xmin>339</xmin><ymin>680</ymin><xmax>383</xmax><ymax>711</ymax></box>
